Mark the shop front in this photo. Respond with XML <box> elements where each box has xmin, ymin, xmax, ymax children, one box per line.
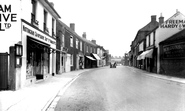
<box><xmin>85</xmin><ymin>55</ymin><xmax>95</xmax><ymax>68</ymax></box>
<box><xmin>159</xmin><ymin>29</ymin><xmax>185</xmax><ymax>77</ymax></box>
<box><xmin>137</xmin><ymin>49</ymin><xmax>154</xmax><ymax>71</ymax></box>
<box><xmin>91</xmin><ymin>53</ymin><xmax>100</xmax><ymax>68</ymax></box>
<box><xmin>57</xmin><ymin>47</ymin><xmax>68</xmax><ymax>73</ymax></box>
<box><xmin>22</xmin><ymin>20</ymin><xmax>56</xmax><ymax>86</ymax></box>
<box><xmin>78</xmin><ymin>52</ymin><xmax>84</xmax><ymax>69</ymax></box>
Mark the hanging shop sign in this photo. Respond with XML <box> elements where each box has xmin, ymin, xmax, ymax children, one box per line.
<box><xmin>22</xmin><ymin>24</ymin><xmax>56</xmax><ymax>45</ymax></box>
<box><xmin>62</xmin><ymin>47</ymin><xmax>68</xmax><ymax>53</ymax></box>
<box><xmin>163</xmin><ymin>42</ymin><xmax>185</xmax><ymax>59</ymax></box>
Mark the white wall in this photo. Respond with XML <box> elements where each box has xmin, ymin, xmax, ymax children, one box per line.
<box><xmin>155</xmin><ymin>12</ymin><xmax>185</xmax><ymax>73</ymax></box>
<box><xmin>0</xmin><ymin>0</ymin><xmax>21</xmax><ymax>53</ymax></box>
<box><xmin>21</xmin><ymin>0</ymin><xmax>57</xmax><ymax>37</ymax></box>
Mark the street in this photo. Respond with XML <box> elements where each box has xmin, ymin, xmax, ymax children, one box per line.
<box><xmin>55</xmin><ymin>66</ymin><xmax>185</xmax><ymax>111</ymax></box>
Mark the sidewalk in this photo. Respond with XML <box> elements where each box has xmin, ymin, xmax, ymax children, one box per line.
<box><xmin>0</xmin><ymin>69</ymin><xmax>92</xmax><ymax>111</ymax></box>
<box><xmin>127</xmin><ymin>66</ymin><xmax>185</xmax><ymax>84</ymax></box>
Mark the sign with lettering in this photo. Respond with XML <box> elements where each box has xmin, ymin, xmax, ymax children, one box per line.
<box><xmin>22</xmin><ymin>25</ymin><xmax>56</xmax><ymax>45</ymax></box>
<box><xmin>163</xmin><ymin>42</ymin><xmax>185</xmax><ymax>59</ymax></box>
<box><xmin>0</xmin><ymin>4</ymin><xmax>17</xmax><ymax>31</ymax></box>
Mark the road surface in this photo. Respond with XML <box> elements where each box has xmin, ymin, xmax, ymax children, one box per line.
<box><xmin>55</xmin><ymin>66</ymin><xmax>185</xmax><ymax>111</ymax></box>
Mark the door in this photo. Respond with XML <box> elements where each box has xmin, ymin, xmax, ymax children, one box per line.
<box><xmin>65</xmin><ymin>54</ymin><xmax>71</xmax><ymax>72</ymax></box>
<box><xmin>0</xmin><ymin>53</ymin><xmax>8</xmax><ymax>90</ymax></box>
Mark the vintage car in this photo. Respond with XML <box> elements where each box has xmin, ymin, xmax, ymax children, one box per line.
<box><xmin>110</xmin><ymin>62</ymin><xmax>117</xmax><ymax>68</ymax></box>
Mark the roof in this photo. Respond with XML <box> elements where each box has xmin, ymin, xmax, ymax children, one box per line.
<box><xmin>160</xmin><ymin>28</ymin><xmax>185</xmax><ymax>45</ymax></box>
<box><xmin>133</xmin><ymin>18</ymin><xmax>159</xmax><ymax>47</ymax></box>
<box><xmin>39</xmin><ymin>0</ymin><xmax>61</xmax><ymax>19</ymax></box>
<box><xmin>57</xmin><ymin>20</ymin><xmax>97</xmax><ymax>47</ymax></box>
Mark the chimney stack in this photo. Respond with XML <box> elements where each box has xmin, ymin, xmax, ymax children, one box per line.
<box><xmin>70</xmin><ymin>23</ymin><xmax>75</xmax><ymax>31</ymax></box>
<box><xmin>50</xmin><ymin>2</ymin><xmax>54</xmax><ymax>7</ymax></box>
<box><xmin>176</xmin><ymin>9</ymin><xmax>179</xmax><ymax>13</ymax></box>
<box><xmin>91</xmin><ymin>40</ymin><xmax>96</xmax><ymax>44</ymax></box>
<box><xmin>151</xmin><ymin>15</ymin><xmax>156</xmax><ymax>22</ymax></box>
<box><xmin>82</xmin><ymin>32</ymin><xmax>86</xmax><ymax>39</ymax></box>
<box><xmin>159</xmin><ymin>13</ymin><xmax>164</xmax><ymax>25</ymax></box>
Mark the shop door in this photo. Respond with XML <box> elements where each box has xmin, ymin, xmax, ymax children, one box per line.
<box><xmin>61</xmin><ymin>54</ymin><xmax>65</xmax><ymax>73</ymax></box>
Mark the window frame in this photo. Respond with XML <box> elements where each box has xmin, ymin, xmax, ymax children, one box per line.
<box><xmin>70</xmin><ymin>35</ymin><xmax>73</xmax><ymax>47</ymax></box>
<box><xmin>70</xmin><ymin>54</ymin><xmax>73</xmax><ymax>66</ymax></box>
<box><xmin>76</xmin><ymin>38</ymin><xmax>79</xmax><ymax>49</ymax></box>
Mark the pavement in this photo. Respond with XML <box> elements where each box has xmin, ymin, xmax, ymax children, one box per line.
<box><xmin>127</xmin><ymin>66</ymin><xmax>185</xmax><ymax>84</ymax></box>
<box><xmin>0</xmin><ymin>66</ymin><xmax>185</xmax><ymax>111</ymax></box>
<box><xmin>0</xmin><ymin>68</ymin><xmax>93</xmax><ymax>111</ymax></box>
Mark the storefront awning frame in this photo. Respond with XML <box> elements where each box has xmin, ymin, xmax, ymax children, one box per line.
<box><xmin>91</xmin><ymin>53</ymin><xmax>101</xmax><ymax>60</ymax></box>
<box><xmin>137</xmin><ymin>49</ymin><xmax>153</xmax><ymax>60</ymax></box>
<box><xmin>86</xmin><ymin>56</ymin><xmax>96</xmax><ymax>60</ymax></box>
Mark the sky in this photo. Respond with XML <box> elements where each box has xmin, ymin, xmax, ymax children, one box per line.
<box><xmin>50</xmin><ymin>0</ymin><xmax>185</xmax><ymax>57</ymax></box>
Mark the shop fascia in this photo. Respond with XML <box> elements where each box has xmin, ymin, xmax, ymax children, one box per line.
<box><xmin>22</xmin><ymin>22</ymin><xmax>56</xmax><ymax>47</ymax></box>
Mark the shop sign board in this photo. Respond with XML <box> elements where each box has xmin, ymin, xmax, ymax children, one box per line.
<box><xmin>163</xmin><ymin>42</ymin><xmax>185</xmax><ymax>59</ymax></box>
<box><xmin>22</xmin><ymin>22</ymin><xmax>56</xmax><ymax>46</ymax></box>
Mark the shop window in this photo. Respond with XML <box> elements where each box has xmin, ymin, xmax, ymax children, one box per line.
<box><xmin>26</xmin><ymin>38</ymin><xmax>50</xmax><ymax>79</ymax></box>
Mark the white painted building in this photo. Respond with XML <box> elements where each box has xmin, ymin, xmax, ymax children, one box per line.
<box><xmin>0</xmin><ymin>0</ymin><xmax>60</xmax><ymax>89</ymax></box>
<box><xmin>155</xmin><ymin>10</ymin><xmax>185</xmax><ymax>73</ymax></box>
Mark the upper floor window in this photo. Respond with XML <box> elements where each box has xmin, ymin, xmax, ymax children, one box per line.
<box><xmin>90</xmin><ymin>47</ymin><xmax>92</xmax><ymax>53</ymax></box>
<box><xmin>61</xmin><ymin>34</ymin><xmax>64</xmax><ymax>47</ymax></box>
<box><xmin>80</xmin><ymin>41</ymin><xmax>82</xmax><ymax>51</ymax></box>
<box><xmin>44</xmin><ymin>10</ymin><xmax>49</xmax><ymax>33</ymax></box>
<box><xmin>146</xmin><ymin>35</ymin><xmax>149</xmax><ymax>47</ymax></box>
<box><xmin>31</xmin><ymin>0</ymin><xmax>38</xmax><ymax>26</ymax></box>
<box><xmin>139</xmin><ymin>41</ymin><xmax>144</xmax><ymax>52</ymax></box>
<box><xmin>70</xmin><ymin>35</ymin><xmax>73</xmax><ymax>47</ymax></box>
<box><xmin>150</xmin><ymin>33</ymin><xmax>153</xmax><ymax>46</ymax></box>
<box><xmin>84</xmin><ymin>43</ymin><xmax>86</xmax><ymax>53</ymax></box>
<box><xmin>52</xmin><ymin>18</ymin><xmax>55</xmax><ymax>37</ymax></box>
<box><xmin>148</xmin><ymin>34</ymin><xmax>151</xmax><ymax>46</ymax></box>
<box><xmin>76</xmin><ymin>39</ymin><xmax>79</xmax><ymax>49</ymax></box>
<box><xmin>86</xmin><ymin>45</ymin><xmax>88</xmax><ymax>53</ymax></box>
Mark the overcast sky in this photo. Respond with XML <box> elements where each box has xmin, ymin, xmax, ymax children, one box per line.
<box><xmin>51</xmin><ymin>0</ymin><xmax>185</xmax><ymax>57</ymax></box>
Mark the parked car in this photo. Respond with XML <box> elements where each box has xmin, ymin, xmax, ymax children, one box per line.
<box><xmin>110</xmin><ymin>62</ymin><xmax>116</xmax><ymax>68</ymax></box>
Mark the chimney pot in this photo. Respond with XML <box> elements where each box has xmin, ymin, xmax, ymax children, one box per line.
<box><xmin>159</xmin><ymin>13</ymin><xmax>164</xmax><ymax>25</ymax></box>
<box><xmin>50</xmin><ymin>2</ymin><xmax>54</xmax><ymax>7</ymax></box>
<box><xmin>82</xmin><ymin>32</ymin><xmax>86</xmax><ymax>39</ymax></box>
<box><xmin>151</xmin><ymin>15</ymin><xmax>156</xmax><ymax>22</ymax></box>
<box><xmin>91</xmin><ymin>40</ymin><xmax>96</xmax><ymax>44</ymax></box>
<box><xmin>70</xmin><ymin>23</ymin><xmax>75</xmax><ymax>31</ymax></box>
<box><xmin>176</xmin><ymin>9</ymin><xmax>179</xmax><ymax>13</ymax></box>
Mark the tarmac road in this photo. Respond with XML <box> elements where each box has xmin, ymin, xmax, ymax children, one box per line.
<box><xmin>55</xmin><ymin>66</ymin><xmax>185</xmax><ymax>111</ymax></box>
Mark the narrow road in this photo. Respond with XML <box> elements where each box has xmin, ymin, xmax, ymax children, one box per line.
<box><xmin>55</xmin><ymin>66</ymin><xmax>185</xmax><ymax>111</ymax></box>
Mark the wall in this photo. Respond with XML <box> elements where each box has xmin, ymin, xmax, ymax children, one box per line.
<box><xmin>0</xmin><ymin>0</ymin><xmax>22</xmax><ymax>53</ymax></box>
<box><xmin>155</xmin><ymin>12</ymin><xmax>185</xmax><ymax>73</ymax></box>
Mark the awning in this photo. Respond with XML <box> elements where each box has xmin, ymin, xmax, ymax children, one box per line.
<box><xmin>137</xmin><ymin>49</ymin><xmax>153</xmax><ymax>60</ymax></box>
<box><xmin>86</xmin><ymin>56</ymin><xmax>95</xmax><ymax>60</ymax></box>
<box><xmin>92</xmin><ymin>53</ymin><xmax>101</xmax><ymax>60</ymax></box>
